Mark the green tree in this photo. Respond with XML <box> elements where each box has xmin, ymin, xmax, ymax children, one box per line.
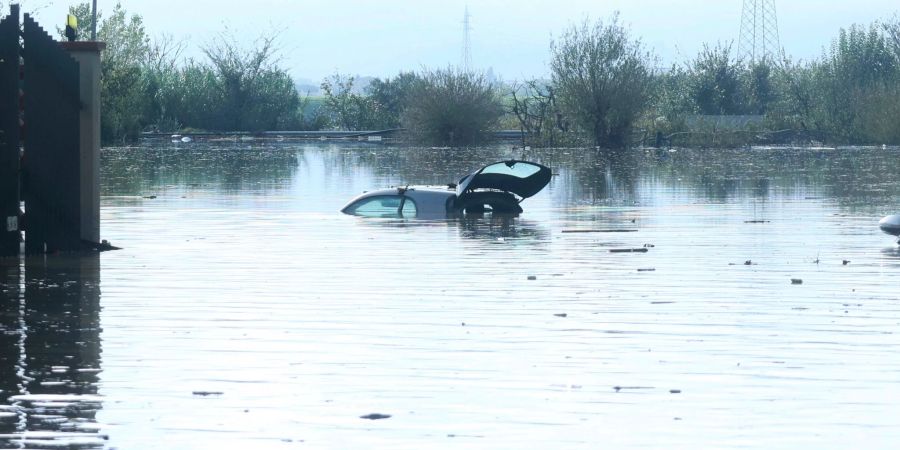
<box><xmin>141</xmin><ymin>34</ymin><xmax>186</xmax><ymax>131</ymax></box>
<box><xmin>320</xmin><ymin>73</ymin><xmax>362</xmax><ymax>130</ymax></box>
<box><xmin>688</xmin><ymin>43</ymin><xmax>745</xmax><ymax>115</ymax></box>
<box><xmin>401</xmin><ymin>67</ymin><xmax>503</xmax><ymax>146</ymax></box>
<box><xmin>645</xmin><ymin>65</ymin><xmax>693</xmax><ymax>135</ymax></box>
<box><xmin>813</xmin><ymin>23</ymin><xmax>899</xmax><ymax>143</ymax></box>
<box><xmin>65</xmin><ymin>2</ymin><xmax>152</xmax><ymax>142</ymax></box>
<box><xmin>320</xmin><ymin>72</ymin><xmax>418</xmax><ymax>131</ymax></box>
<box><xmin>365</xmin><ymin>72</ymin><xmax>419</xmax><ymax>129</ymax></box>
<box><xmin>201</xmin><ymin>31</ymin><xmax>300</xmax><ymax>131</ymax></box>
<box><xmin>550</xmin><ymin>14</ymin><xmax>654</xmax><ymax>148</ymax></box>
<box><xmin>159</xmin><ymin>61</ymin><xmax>224</xmax><ymax>131</ymax></box>
<box><xmin>96</xmin><ymin>2</ymin><xmax>151</xmax><ymax>143</ymax></box>
<box><xmin>744</xmin><ymin>61</ymin><xmax>776</xmax><ymax>115</ymax></box>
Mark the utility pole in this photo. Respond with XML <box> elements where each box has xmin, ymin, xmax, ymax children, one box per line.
<box><xmin>91</xmin><ymin>0</ymin><xmax>97</xmax><ymax>40</ymax></box>
<box><xmin>738</xmin><ymin>0</ymin><xmax>781</xmax><ymax>64</ymax></box>
<box><xmin>461</xmin><ymin>5</ymin><xmax>472</xmax><ymax>72</ymax></box>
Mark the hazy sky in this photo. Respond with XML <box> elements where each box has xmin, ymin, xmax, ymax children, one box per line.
<box><xmin>18</xmin><ymin>0</ymin><xmax>900</xmax><ymax>81</ymax></box>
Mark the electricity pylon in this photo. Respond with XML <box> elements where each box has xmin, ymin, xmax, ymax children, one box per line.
<box><xmin>461</xmin><ymin>6</ymin><xmax>472</xmax><ymax>72</ymax></box>
<box><xmin>738</xmin><ymin>0</ymin><xmax>781</xmax><ymax>64</ymax></box>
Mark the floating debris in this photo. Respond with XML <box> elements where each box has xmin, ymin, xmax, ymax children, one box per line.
<box><xmin>791</xmin><ymin>279</ymin><xmax>803</xmax><ymax>285</ymax></box>
<box><xmin>192</xmin><ymin>391</ymin><xmax>223</xmax><ymax>396</ymax></box>
<box><xmin>554</xmin><ymin>313</ymin><xmax>568</xmax><ymax>318</ymax></box>
<box><xmin>610</xmin><ymin>248</ymin><xmax>649</xmax><ymax>253</ymax></box>
<box><xmin>637</xmin><ymin>268</ymin><xmax>656</xmax><ymax>272</ymax></box>
<box><xmin>745</xmin><ymin>220</ymin><xmax>771</xmax><ymax>224</ymax></box>
<box><xmin>731</xmin><ymin>260</ymin><xmax>757</xmax><ymax>266</ymax></box>
<box><xmin>613</xmin><ymin>386</ymin><xmax>654</xmax><ymax>392</ymax></box>
<box><xmin>527</xmin><ymin>275</ymin><xmax>537</xmax><ymax>281</ymax></box>
<box><xmin>360</xmin><ymin>413</ymin><xmax>391</xmax><ymax>420</ymax></box>
<box><xmin>669</xmin><ymin>389</ymin><xmax>682</xmax><ymax>394</ymax></box>
<box><xmin>843</xmin><ymin>260</ymin><xmax>851</xmax><ymax>265</ymax></box>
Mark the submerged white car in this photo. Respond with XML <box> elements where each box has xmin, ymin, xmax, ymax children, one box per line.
<box><xmin>341</xmin><ymin>160</ymin><xmax>552</xmax><ymax>219</ymax></box>
<box><xmin>880</xmin><ymin>215</ymin><xmax>900</xmax><ymax>242</ymax></box>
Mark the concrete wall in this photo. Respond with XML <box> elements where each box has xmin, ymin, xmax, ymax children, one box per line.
<box><xmin>61</xmin><ymin>42</ymin><xmax>104</xmax><ymax>245</ymax></box>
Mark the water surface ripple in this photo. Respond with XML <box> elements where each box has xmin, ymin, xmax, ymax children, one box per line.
<box><xmin>2</xmin><ymin>143</ymin><xmax>900</xmax><ymax>449</ymax></box>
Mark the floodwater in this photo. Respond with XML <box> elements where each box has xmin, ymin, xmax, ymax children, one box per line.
<box><xmin>2</xmin><ymin>142</ymin><xmax>900</xmax><ymax>449</ymax></box>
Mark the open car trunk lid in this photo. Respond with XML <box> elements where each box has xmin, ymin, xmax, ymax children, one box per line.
<box><xmin>456</xmin><ymin>160</ymin><xmax>551</xmax><ymax>202</ymax></box>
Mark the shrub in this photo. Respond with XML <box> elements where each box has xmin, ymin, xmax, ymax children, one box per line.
<box><xmin>550</xmin><ymin>14</ymin><xmax>654</xmax><ymax>148</ymax></box>
<box><xmin>401</xmin><ymin>68</ymin><xmax>503</xmax><ymax>146</ymax></box>
<box><xmin>688</xmin><ymin>43</ymin><xmax>745</xmax><ymax>115</ymax></box>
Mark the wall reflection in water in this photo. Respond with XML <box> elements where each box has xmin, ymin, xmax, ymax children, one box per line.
<box><xmin>0</xmin><ymin>256</ymin><xmax>104</xmax><ymax>448</ymax></box>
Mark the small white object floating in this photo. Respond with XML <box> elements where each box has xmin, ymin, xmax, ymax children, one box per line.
<box><xmin>181</xmin><ymin>136</ymin><xmax>192</xmax><ymax>143</ymax></box>
<box><xmin>879</xmin><ymin>215</ymin><xmax>900</xmax><ymax>237</ymax></box>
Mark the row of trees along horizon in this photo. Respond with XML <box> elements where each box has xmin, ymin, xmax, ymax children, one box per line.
<box><xmin>70</xmin><ymin>3</ymin><xmax>900</xmax><ymax>147</ymax></box>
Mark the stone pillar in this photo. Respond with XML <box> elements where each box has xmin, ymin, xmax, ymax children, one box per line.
<box><xmin>61</xmin><ymin>42</ymin><xmax>104</xmax><ymax>244</ymax></box>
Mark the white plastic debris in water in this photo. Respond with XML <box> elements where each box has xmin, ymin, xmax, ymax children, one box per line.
<box><xmin>181</xmin><ymin>136</ymin><xmax>193</xmax><ymax>143</ymax></box>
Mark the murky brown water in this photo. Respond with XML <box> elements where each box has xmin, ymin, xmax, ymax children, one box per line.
<box><xmin>2</xmin><ymin>143</ymin><xmax>900</xmax><ymax>449</ymax></box>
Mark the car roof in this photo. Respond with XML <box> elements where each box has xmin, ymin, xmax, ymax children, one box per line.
<box><xmin>341</xmin><ymin>186</ymin><xmax>456</xmax><ymax>215</ymax></box>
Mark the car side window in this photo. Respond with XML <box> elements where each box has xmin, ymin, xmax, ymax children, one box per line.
<box><xmin>347</xmin><ymin>195</ymin><xmax>404</xmax><ymax>217</ymax></box>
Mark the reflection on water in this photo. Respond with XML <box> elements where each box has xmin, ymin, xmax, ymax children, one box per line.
<box><xmin>0</xmin><ymin>256</ymin><xmax>103</xmax><ymax>448</ymax></box>
<box><xmin>103</xmin><ymin>144</ymin><xmax>900</xmax><ymax>211</ymax></box>
<box><xmin>2</xmin><ymin>143</ymin><xmax>900</xmax><ymax>448</ymax></box>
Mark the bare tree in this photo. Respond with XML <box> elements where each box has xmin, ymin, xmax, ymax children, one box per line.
<box><xmin>148</xmin><ymin>33</ymin><xmax>185</xmax><ymax>73</ymax></box>
<box><xmin>510</xmin><ymin>79</ymin><xmax>566</xmax><ymax>146</ymax></box>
